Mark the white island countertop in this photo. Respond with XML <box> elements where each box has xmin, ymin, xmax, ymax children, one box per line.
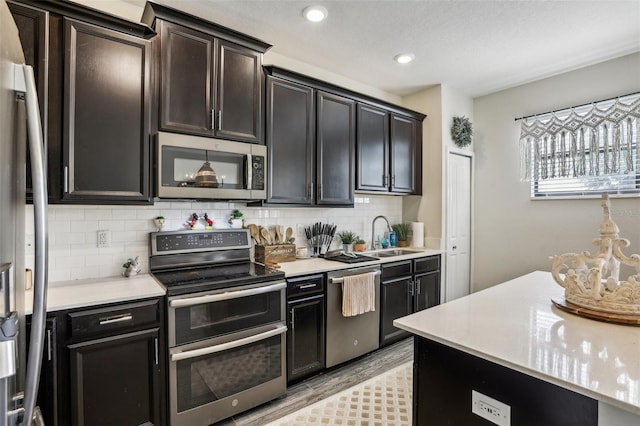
<box><xmin>394</xmin><ymin>270</ymin><xmax>640</xmax><ymax>417</ymax></box>
<box><xmin>26</xmin><ymin>274</ymin><xmax>166</xmax><ymax>314</ymax></box>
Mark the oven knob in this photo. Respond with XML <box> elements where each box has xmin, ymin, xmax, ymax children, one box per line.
<box><xmin>232</xmin><ymin>399</ymin><xmax>239</xmax><ymax>407</ymax></box>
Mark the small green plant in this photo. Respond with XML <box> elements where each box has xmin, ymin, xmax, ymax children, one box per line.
<box><xmin>392</xmin><ymin>223</ymin><xmax>410</xmax><ymax>241</ymax></box>
<box><xmin>355</xmin><ymin>239</ymin><xmax>366</xmax><ymax>245</ymax></box>
<box><xmin>231</xmin><ymin>209</ymin><xmax>243</xmax><ymax>219</ymax></box>
<box><xmin>337</xmin><ymin>231</ymin><xmax>359</xmax><ymax>244</ymax></box>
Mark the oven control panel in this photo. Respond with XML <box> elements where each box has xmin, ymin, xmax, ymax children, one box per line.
<box><xmin>151</xmin><ymin>229</ymin><xmax>251</xmax><ymax>255</ymax></box>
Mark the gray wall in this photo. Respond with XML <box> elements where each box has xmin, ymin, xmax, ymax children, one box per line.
<box><xmin>473</xmin><ymin>53</ymin><xmax>640</xmax><ymax>290</ymax></box>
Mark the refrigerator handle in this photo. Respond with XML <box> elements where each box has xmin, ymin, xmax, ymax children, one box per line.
<box><xmin>21</xmin><ymin>65</ymin><xmax>48</xmax><ymax>426</ymax></box>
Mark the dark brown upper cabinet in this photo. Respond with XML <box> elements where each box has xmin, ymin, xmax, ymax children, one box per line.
<box><xmin>356</xmin><ymin>104</ymin><xmax>422</xmax><ymax>195</ymax></box>
<box><xmin>264</xmin><ymin>67</ymin><xmax>424</xmax><ymax>205</ymax></box>
<box><xmin>265</xmin><ymin>74</ymin><xmax>355</xmax><ymax>206</ymax></box>
<box><xmin>390</xmin><ymin>113</ymin><xmax>420</xmax><ymax>194</ymax></box>
<box><xmin>316</xmin><ymin>91</ymin><xmax>355</xmax><ymax>205</ymax></box>
<box><xmin>142</xmin><ymin>2</ymin><xmax>270</xmax><ymax>144</ymax></box>
<box><xmin>356</xmin><ymin>104</ymin><xmax>389</xmax><ymax>192</ymax></box>
<box><xmin>9</xmin><ymin>0</ymin><xmax>155</xmax><ymax>205</ymax></box>
<box><xmin>62</xmin><ymin>18</ymin><xmax>152</xmax><ymax>203</ymax></box>
<box><xmin>266</xmin><ymin>76</ymin><xmax>315</xmax><ymax>205</ymax></box>
<box><xmin>157</xmin><ymin>21</ymin><xmax>213</xmax><ymax>135</ymax></box>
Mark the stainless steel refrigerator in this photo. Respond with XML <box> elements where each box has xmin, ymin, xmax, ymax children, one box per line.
<box><xmin>1</xmin><ymin>1</ymin><xmax>48</xmax><ymax>424</ymax></box>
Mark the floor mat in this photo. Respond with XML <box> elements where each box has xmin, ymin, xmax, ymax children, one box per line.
<box><xmin>265</xmin><ymin>361</ymin><xmax>412</xmax><ymax>426</ymax></box>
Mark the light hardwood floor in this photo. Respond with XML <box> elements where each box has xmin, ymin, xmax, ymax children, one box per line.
<box><xmin>218</xmin><ymin>338</ymin><xmax>414</xmax><ymax>425</ymax></box>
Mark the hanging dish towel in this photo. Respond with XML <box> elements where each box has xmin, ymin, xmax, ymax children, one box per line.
<box><xmin>342</xmin><ymin>272</ymin><xmax>376</xmax><ymax>317</ymax></box>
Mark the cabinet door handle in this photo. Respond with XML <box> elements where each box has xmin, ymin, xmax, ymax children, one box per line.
<box><xmin>290</xmin><ymin>309</ymin><xmax>295</xmax><ymax>330</ymax></box>
<box><xmin>99</xmin><ymin>314</ymin><xmax>133</xmax><ymax>325</ymax></box>
<box><xmin>391</xmin><ymin>175</ymin><xmax>396</xmax><ymax>187</ymax></box>
<box><xmin>211</xmin><ymin>109</ymin><xmax>215</xmax><ymax>130</ymax></box>
<box><xmin>408</xmin><ymin>280</ymin><xmax>414</xmax><ymax>296</ymax></box>
<box><xmin>298</xmin><ymin>283</ymin><xmax>317</xmax><ymax>289</ymax></box>
<box><xmin>154</xmin><ymin>337</ymin><xmax>159</xmax><ymax>366</ymax></box>
<box><xmin>217</xmin><ymin>110</ymin><xmax>222</xmax><ymax>131</ymax></box>
<box><xmin>383</xmin><ymin>174</ymin><xmax>388</xmax><ymax>186</ymax></box>
<box><xmin>416</xmin><ymin>278</ymin><xmax>421</xmax><ymax>295</ymax></box>
<box><xmin>63</xmin><ymin>166</ymin><xmax>69</xmax><ymax>193</ymax></box>
<box><xmin>46</xmin><ymin>329</ymin><xmax>52</xmax><ymax>362</ymax></box>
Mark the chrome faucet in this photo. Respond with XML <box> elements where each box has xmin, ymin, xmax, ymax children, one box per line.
<box><xmin>371</xmin><ymin>215</ymin><xmax>392</xmax><ymax>250</ymax></box>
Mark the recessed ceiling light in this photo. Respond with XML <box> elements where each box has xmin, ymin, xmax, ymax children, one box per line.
<box><xmin>303</xmin><ymin>5</ymin><xmax>328</xmax><ymax>22</ymax></box>
<box><xmin>394</xmin><ymin>53</ymin><xmax>415</xmax><ymax>64</ymax></box>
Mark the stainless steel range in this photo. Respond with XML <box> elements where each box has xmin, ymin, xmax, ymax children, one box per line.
<box><xmin>149</xmin><ymin>229</ymin><xmax>287</xmax><ymax>426</ymax></box>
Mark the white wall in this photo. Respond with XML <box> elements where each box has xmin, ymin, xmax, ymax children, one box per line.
<box><xmin>473</xmin><ymin>53</ymin><xmax>640</xmax><ymax>290</ymax></box>
<box><xmin>402</xmin><ymin>84</ymin><xmax>474</xmax><ymax>249</ymax></box>
<box><xmin>26</xmin><ymin>196</ymin><xmax>402</xmax><ymax>282</ymax></box>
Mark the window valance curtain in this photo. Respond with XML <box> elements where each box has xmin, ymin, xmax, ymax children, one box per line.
<box><xmin>519</xmin><ymin>94</ymin><xmax>640</xmax><ymax>182</ymax></box>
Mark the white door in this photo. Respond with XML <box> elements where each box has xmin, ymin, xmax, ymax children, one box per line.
<box><xmin>446</xmin><ymin>152</ymin><xmax>472</xmax><ymax>302</ymax></box>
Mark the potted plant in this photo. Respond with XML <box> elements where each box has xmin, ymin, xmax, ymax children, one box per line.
<box><xmin>229</xmin><ymin>209</ymin><xmax>244</xmax><ymax>228</ymax></box>
<box><xmin>153</xmin><ymin>216</ymin><xmax>165</xmax><ymax>231</ymax></box>
<box><xmin>353</xmin><ymin>239</ymin><xmax>367</xmax><ymax>252</ymax></box>
<box><xmin>392</xmin><ymin>223</ymin><xmax>410</xmax><ymax>247</ymax></box>
<box><xmin>337</xmin><ymin>231</ymin><xmax>359</xmax><ymax>253</ymax></box>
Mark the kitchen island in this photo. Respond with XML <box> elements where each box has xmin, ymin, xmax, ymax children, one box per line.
<box><xmin>395</xmin><ymin>270</ymin><xmax>640</xmax><ymax>426</ymax></box>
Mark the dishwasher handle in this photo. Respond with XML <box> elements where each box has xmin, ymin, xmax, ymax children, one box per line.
<box><xmin>329</xmin><ymin>270</ymin><xmax>380</xmax><ymax>284</ymax></box>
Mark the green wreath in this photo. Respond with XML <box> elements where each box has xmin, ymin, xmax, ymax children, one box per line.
<box><xmin>451</xmin><ymin>116</ymin><xmax>473</xmax><ymax>147</ymax></box>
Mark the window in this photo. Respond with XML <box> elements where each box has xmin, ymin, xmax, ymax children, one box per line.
<box><xmin>519</xmin><ymin>94</ymin><xmax>640</xmax><ymax>199</ymax></box>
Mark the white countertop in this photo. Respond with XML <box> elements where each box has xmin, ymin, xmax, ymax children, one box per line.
<box><xmin>26</xmin><ymin>274</ymin><xmax>166</xmax><ymax>314</ymax></box>
<box><xmin>394</xmin><ymin>270</ymin><xmax>640</xmax><ymax>416</ymax></box>
<box><xmin>277</xmin><ymin>248</ymin><xmax>443</xmax><ymax>277</ymax></box>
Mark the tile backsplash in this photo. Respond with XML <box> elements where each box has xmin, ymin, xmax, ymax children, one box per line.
<box><xmin>25</xmin><ymin>195</ymin><xmax>403</xmax><ymax>282</ymax></box>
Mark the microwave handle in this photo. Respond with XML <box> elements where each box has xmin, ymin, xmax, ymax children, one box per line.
<box><xmin>246</xmin><ymin>154</ymin><xmax>253</xmax><ymax>190</ymax></box>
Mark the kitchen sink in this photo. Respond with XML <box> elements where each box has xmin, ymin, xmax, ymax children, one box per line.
<box><xmin>368</xmin><ymin>249</ymin><xmax>421</xmax><ymax>258</ymax></box>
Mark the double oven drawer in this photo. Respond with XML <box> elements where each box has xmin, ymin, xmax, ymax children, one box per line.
<box><xmin>167</xmin><ymin>279</ymin><xmax>288</xmax><ymax>426</ymax></box>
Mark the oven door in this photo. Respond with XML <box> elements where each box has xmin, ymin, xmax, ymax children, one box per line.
<box><xmin>169</xmin><ymin>323</ymin><xmax>287</xmax><ymax>426</ymax></box>
<box><xmin>168</xmin><ymin>280</ymin><xmax>286</xmax><ymax>347</ymax></box>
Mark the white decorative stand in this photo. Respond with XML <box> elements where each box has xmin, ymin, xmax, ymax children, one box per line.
<box><xmin>550</xmin><ymin>193</ymin><xmax>640</xmax><ymax>325</ymax></box>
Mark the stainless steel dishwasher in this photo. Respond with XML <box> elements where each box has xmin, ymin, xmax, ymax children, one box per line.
<box><xmin>326</xmin><ymin>265</ymin><xmax>381</xmax><ymax>367</ymax></box>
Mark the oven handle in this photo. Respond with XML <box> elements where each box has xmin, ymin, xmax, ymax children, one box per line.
<box><xmin>170</xmin><ymin>324</ymin><xmax>287</xmax><ymax>362</ymax></box>
<box><xmin>169</xmin><ymin>281</ymin><xmax>286</xmax><ymax>308</ymax></box>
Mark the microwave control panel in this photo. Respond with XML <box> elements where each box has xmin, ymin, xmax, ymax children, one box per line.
<box><xmin>252</xmin><ymin>156</ymin><xmax>264</xmax><ymax>190</ymax></box>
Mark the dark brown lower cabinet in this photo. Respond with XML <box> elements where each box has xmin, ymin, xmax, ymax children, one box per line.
<box><xmin>286</xmin><ymin>274</ymin><xmax>325</xmax><ymax>383</ymax></box>
<box><xmin>30</xmin><ymin>298</ymin><xmax>165</xmax><ymax>426</ymax></box>
<box><xmin>380</xmin><ymin>256</ymin><xmax>441</xmax><ymax>347</ymax></box>
<box><xmin>380</xmin><ymin>276</ymin><xmax>414</xmax><ymax>347</ymax></box>
<box><xmin>68</xmin><ymin>328</ymin><xmax>160</xmax><ymax>426</ymax></box>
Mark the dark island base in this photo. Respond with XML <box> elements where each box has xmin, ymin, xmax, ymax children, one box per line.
<box><xmin>413</xmin><ymin>337</ymin><xmax>598</xmax><ymax>426</ymax></box>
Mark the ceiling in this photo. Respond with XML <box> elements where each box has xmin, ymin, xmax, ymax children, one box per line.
<box><xmin>126</xmin><ymin>0</ymin><xmax>640</xmax><ymax>98</ymax></box>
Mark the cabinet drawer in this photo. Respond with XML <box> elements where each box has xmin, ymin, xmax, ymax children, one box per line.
<box><xmin>381</xmin><ymin>260</ymin><xmax>412</xmax><ymax>281</ymax></box>
<box><xmin>67</xmin><ymin>299</ymin><xmax>160</xmax><ymax>340</ymax></box>
<box><xmin>287</xmin><ymin>274</ymin><xmax>324</xmax><ymax>299</ymax></box>
<box><xmin>414</xmin><ymin>256</ymin><xmax>440</xmax><ymax>274</ymax></box>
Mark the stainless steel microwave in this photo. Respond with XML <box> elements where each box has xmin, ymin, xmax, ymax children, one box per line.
<box><xmin>156</xmin><ymin>132</ymin><xmax>266</xmax><ymax>200</ymax></box>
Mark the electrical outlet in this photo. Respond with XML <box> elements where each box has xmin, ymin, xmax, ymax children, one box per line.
<box><xmin>97</xmin><ymin>229</ymin><xmax>111</xmax><ymax>248</ymax></box>
<box><xmin>472</xmin><ymin>390</ymin><xmax>510</xmax><ymax>426</ymax></box>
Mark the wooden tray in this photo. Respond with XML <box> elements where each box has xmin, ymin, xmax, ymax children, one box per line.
<box><xmin>551</xmin><ymin>295</ymin><xmax>640</xmax><ymax>326</ymax></box>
